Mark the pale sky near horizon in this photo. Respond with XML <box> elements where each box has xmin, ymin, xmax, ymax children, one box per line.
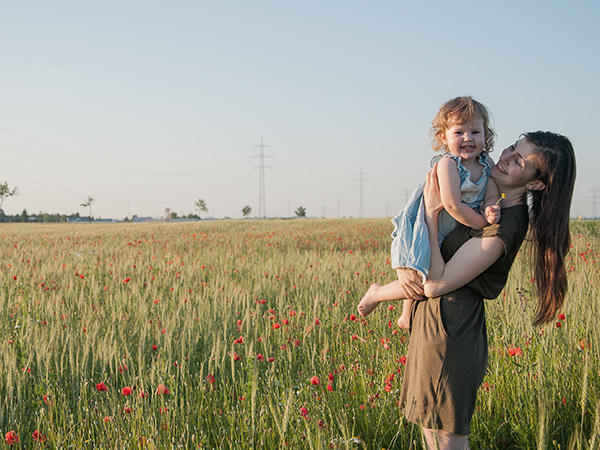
<box><xmin>1</xmin><ymin>0</ymin><xmax>598</xmax><ymax>220</ymax></box>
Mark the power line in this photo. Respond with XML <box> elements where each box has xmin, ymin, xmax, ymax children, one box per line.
<box><xmin>251</xmin><ymin>138</ymin><xmax>273</xmax><ymax>218</ymax></box>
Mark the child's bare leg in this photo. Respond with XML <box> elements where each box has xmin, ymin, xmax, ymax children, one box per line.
<box><xmin>357</xmin><ymin>268</ymin><xmax>423</xmax><ymax>318</ymax></box>
<box><xmin>396</xmin><ymin>299</ymin><xmax>413</xmax><ymax>329</ymax></box>
<box><xmin>357</xmin><ymin>279</ymin><xmax>409</xmax><ymax>318</ymax></box>
<box><xmin>357</xmin><ymin>283</ymin><xmax>382</xmax><ymax>318</ymax></box>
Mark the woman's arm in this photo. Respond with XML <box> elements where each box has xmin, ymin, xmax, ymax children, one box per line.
<box><xmin>437</xmin><ymin>157</ymin><xmax>490</xmax><ymax>230</ymax></box>
<box><xmin>423</xmin><ymin>164</ymin><xmax>505</xmax><ymax>298</ymax></box>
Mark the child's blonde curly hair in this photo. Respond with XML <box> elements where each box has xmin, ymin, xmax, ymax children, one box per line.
<box><xmin>429</xmin><ymin>96</ymin><xmax>496</xmax><ymax>152</ymax></box>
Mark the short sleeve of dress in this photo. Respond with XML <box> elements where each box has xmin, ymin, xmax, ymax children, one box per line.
<box><xmin>441</xmin><ymin>205</ymin><xmax>529</xmax><ymax>299</ymax></box>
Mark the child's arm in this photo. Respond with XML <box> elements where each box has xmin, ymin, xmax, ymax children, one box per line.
<box><xmin>482</xmin><ymin>176</ymin><xmax>501</xmax><ymax>224</ymax></box>
<box><xmin>436</xmin><ymin>157</ymin><xmax>489</xmax><ymax>230</ymax></box>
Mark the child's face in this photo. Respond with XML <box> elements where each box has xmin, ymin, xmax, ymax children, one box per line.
<box><xmin>441</xmin><ymin>117</ymin><xmax>485</xmax><ymax>161</ymax></box>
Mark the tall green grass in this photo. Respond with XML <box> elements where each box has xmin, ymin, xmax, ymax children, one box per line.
<box><xmin>0</xmin><ymin>219</ymin><xmax>598</xmax><ymax>449</ymax></box>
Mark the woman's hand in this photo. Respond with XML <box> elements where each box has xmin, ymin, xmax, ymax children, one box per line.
<box><xmin>424</xmin><ymin>163</ymin><xmax>444</xmax><ymax>216</ymax></box>
<box><xmin>396</xmin><ymin>268</ymin><xmax>424</xmax><ymax>300</ymax></box>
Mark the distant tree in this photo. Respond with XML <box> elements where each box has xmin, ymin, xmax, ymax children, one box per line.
<box><xmin>80</xmin><ymin>196</ymin><xmax>95</xmax><ymax>223</ymax></box>
<box><xmin>295</xmin><ymin>206</ymin><xmax>307</xmax><ymax>218</ymax></box>
<box><xmin>0</xmin><ymin>182</ymin><xmax>18</xmax><ymax>212</ymax></box>
<box><xmin>242</xmin><ymin>205</ymin><xmax>252</xmax><ymax>217</ymax></box>
<box><xmin>194</xmin><ymin>199</ymin><xmax>208</xmax><ymax>218</ymax></box>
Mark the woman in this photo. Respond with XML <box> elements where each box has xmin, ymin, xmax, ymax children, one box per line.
<box><xmin>360</xmin><ymin>131</ymin><xmax>576</xmax><ymax>449</ymax></box>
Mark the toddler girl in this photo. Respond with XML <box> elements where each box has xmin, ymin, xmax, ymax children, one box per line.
<box><xmin>357</xmin><ymin>96</ymin><xmax>501</xmax><ymax>326</ymax></box>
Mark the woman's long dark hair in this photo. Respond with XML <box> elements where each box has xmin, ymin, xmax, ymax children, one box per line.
<box><xmin>526</xmin><ymin>131</ymin><xmax>576</xmax><ymax>326</ymax></box>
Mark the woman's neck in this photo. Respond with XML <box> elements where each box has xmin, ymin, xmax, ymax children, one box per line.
<box><xmin>499</xmin><ymin>187</ymin><xmax>527</xmax><ymax>208</ymax></box>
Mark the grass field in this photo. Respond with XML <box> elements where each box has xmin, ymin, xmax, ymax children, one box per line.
<box><xmin>0</xmin><ymin>219</ymin><xmax>598</xmax><ymax>449</ymax></box>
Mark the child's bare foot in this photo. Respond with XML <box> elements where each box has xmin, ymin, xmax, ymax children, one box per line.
<box><xmin>357</xmin><ymin>284</ymin><xmax>382</xmax><ymax>318</ymax></box>
<box><xmin>397</xmin><ymin>315</ymin><xmax>410</xmax><ymax>329</ymax></box>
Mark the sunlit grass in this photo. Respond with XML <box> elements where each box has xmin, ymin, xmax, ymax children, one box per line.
<box><xmin>0</xmin><ymin>219</ymin><xmax>598</xmax><ymax>449</ymax></box>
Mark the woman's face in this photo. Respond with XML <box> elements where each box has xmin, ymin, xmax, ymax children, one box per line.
<box><xmin>491</xmin><ymin>138</ymin><xmax>541</xmax><ymax>190</ymax></box>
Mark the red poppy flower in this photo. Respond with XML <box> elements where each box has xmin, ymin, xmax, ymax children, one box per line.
<box><xmin>310</xmin><ymin>376</ymin><xmax>320</xmax><ymax>385</ymax></box>
<box><xmin>121</xmin><ymin>386</ymin><xmax>132</xmax><ymax>396</ymax></box>
<box><xmin>157</xmin><ymin>384</ymin><xmax>170</xmax><ymax>395</ymax></box>
<box><xmin>557</xmin><ymin>313</ymin><xmax>566</xmax><ymax>320</ymax></box>
<box><xmin>257</xmin><ymin>353</ymin><xmax>265</xmax><ymax>362</ymax></box>
<box><xmin>5</xmin><ymin>431</ymin><xmax>19</xmax><ymax>445</ymax></box>
<box><xmin>300</xmin><ymin>407</ymin><xmax>309</xmax><ymax>419</ymax></box>
<box><xmin>32</xmin><ymin>430</ymin><xmax>47</xmax><ymax>443</ymax></box>
<box><xmin>96</xmin><ymin>382</ymin><xmax>109</xmax><ymax>392</ymax></box>
<box><xmin>508</xmin><ymin>347</ymin><xmax>523</xmax><ymax>357</ymax></box>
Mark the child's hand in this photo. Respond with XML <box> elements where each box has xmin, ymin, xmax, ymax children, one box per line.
<box><xmin>485</xmin><ymin>205</ymin><xmax>501</xmax><ymax>224</ymax></box>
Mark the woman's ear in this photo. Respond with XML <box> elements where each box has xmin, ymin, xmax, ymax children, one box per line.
<box><xmin>527</xmin><ymin>179</ymin><xmax>546</xmax><ymax>191</ymax></box>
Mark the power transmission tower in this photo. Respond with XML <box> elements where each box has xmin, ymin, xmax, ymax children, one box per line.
<box><xmin>335</xmin><ymin>196</ymin><xmax>341</xmax><ymax>218</ymax></box>
<box><xmin>588</xmin><ymin>188</ymin><xmax>600</xmax><ymax>218</ymax></box>
<box><xmin>401</xmin><ymin>186</ymin><xmax>412</xmax><ymax>208</ymax></box>
<box><xmin>251</xmin><ymin>138</ymin><xmax>273</xmax><ymax>218</ymax></box>
<box><xmin>355</xmin><ymin>169</ymin><xmax>368</xmax><ymax>218</ymax></box>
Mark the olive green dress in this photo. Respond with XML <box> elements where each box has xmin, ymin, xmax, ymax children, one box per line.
<box><xmin>399</xmin><ymin>205</ymin><xmax>529</xmax><ymax>435</ymax></box>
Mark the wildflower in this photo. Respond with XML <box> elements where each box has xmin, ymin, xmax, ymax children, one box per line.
<box><xmin>555</xmin><ymin>321</ymin><xmax>562</xmax><ymax>328</ymax></box>
<box><xmin>268</xmin><ymin>357</ymin><xmax>275</xmax><ymax>363</ymax></box>
<box><xmin>96</xmin><ymin>382</ymin><xmax>109</xmax><ymax>392</ymax></box>
<box><xmin>123</xmin><ymin>277</ymin><xmax>131</xmax><ymax>284</ymax></box>
<box><xmin>494</xmin><ymin>193</ymin><xmax>507</xmax><ymax>206</ymax></box>
<box><xmin>257</xmin><ymin>353</ymin><xmax>265</xmax><ymax>362</ymax></box>
<box><xmin>103</xmin><ymin>416</ymin><xmax>113</xmax><ymax>422</ymax></box>
<box><xmin>349</xmin><ymin>314</ymin><xmax>357</xmax><ymax>321</ymax></box>
<box><xmin>310</xmin><ymin>376</ymin><xmax>320</xmax><ymax>386</ymax></box>
<box><xmin>557</xmin><ymin>313</ymin><xmax>566</xmax><ymax>320</ymax></box>
<box><xmin>157</xmin><ymin>384</ymin><xmax>171</xmax><ymax>395</ymax></box>
<box><xmin>121</xmin><ymin>386</ymin><xmax>132</xmax><ymax>396</ymax></box>
<box><xmin>508</xmin><ymin>347</ymin><xmax>523</xmax><ymax>357</ymax></box>
<box><xmin>327</xmin><ymin>384</ymin><xmax>333</xmax><ymax>392</ymax></box>
<box><xmin>5</xmin><ymin>431</ymin><xmax>19</xmax><ymax>445</ymax></box>
<box><xmin>32</xmin><ymin>430</ymin><xmax>47</xmax><ymax>443</ymax></box>
<box><xmin>579</xmin><ymin>339</ymin><xmax>591</xmax><ymax>351</ymax></box>
<box><xmin>206</xmin><ymin>374</ymin><xmax>215</xmax><ymax>384</ymax></box>
<box><xmin>300</xmin><ymin>407</ymin><xmax>309</xmax><ymax>419</ymax></box>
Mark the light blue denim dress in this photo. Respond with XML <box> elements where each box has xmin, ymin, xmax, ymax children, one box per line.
<box><xmin>390</xmin><ymin>152</ymin><xmax>491</xmax><ymax>279</ymax></box>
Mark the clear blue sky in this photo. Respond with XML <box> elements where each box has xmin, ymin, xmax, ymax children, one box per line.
<box><xmin>1</xmin><ymin>0</ymin><xmax>598</xmax><ymax>219</ymax></box>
